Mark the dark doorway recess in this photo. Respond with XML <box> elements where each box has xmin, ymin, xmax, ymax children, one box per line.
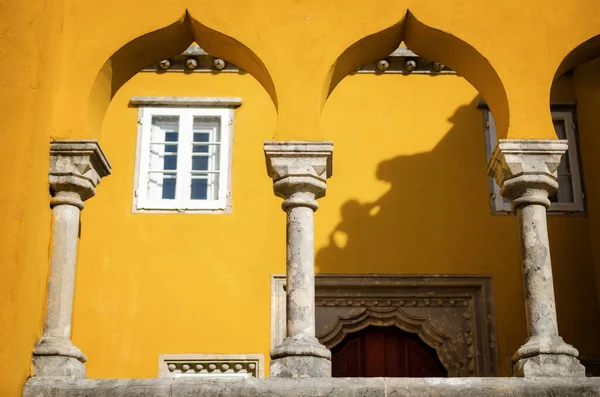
<box><xmin>331</xmin><ymin>325</ymin><xmax>448</xmax><ymax>377</ymax></box>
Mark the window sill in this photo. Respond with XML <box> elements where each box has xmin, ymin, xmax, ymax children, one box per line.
<box><xmin>132</xmin><ymin>206</ymin><xmax>232</xmax><ymax>214</ymax></box>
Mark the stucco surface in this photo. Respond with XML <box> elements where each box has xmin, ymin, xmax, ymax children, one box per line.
<box><xmin>2</xmin><ymin>1</ymin><xmax>600</xmax><ymax>395</ymax></box>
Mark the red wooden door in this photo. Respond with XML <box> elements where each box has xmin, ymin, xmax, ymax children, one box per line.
<box><xmin>331</xmin><ymin>325</ymin><xmax>447</xmax><ymax>377</ymax></box>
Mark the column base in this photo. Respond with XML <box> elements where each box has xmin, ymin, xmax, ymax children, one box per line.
<box><xmin>270</xmin><ymin>335</ymin><xmax>331</xmax><ymax>378</ymax></box>
<box><xmin>33</xmin><ymin>336</ymin><xmax>87</xmax><ymax>378</ymax></box>
<box><xmin>513</xmin><ymin>335</ymin><xmax>585</xmax><ymax>377</ymax></box>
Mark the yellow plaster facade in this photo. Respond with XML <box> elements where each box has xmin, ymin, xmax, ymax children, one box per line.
<box><xmin>2</xmin><ymin>0</ymin><xmax>600</xmax><ymax>395</ymax></box>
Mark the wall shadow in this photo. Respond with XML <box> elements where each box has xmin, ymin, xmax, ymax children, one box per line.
<box><xmin>317</xmin><ymin>97</ymin><xmax>491</xmax><ymax>274</ymax></box>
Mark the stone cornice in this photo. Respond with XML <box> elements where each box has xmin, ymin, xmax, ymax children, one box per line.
<box><xmin>129</xmin><ymin>96</ymin><xmax>242</xmax><ymax>108</ymax></box>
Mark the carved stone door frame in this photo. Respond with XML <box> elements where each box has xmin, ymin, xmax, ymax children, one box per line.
<box><xmin>271</xmin><ymin>274</ymin><xmax>500</xmax><ymax>376</ymax></box>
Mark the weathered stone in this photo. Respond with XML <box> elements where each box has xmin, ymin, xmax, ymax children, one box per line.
<box><xmin>264</xmin><ymin>141</ymin><xmax>333</xmax><ymax>377</ymax></box>
<box><xmin>271</xmin><ymin>274</ymin><xmax>500</xmax><ymax>376</ymax></box>
<box><xmin>32</xmin><ymin>355</ymin><xmax>86</xmax><ymax>378</ymax></box>
<box><xmin>32</xmin><ymin>140</ymin><xmax>111</xmax><ymax>378</ymax></box>
<box><xmin>23</xmin><ymin>376</ymin><xmax>600</xmax><ymax>397</ymax></box>
<box><xmin>487</xmin><ymin>139</ymin><xmax>584</xmax><ymax>377</ymax></box>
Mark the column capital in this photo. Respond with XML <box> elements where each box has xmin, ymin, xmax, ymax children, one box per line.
<box><xmin>264</xmin><ymin>141</ymin><xmax>333</xmax><ymax>210</ymax></box>
<box><xmin>487</xmin><ymin>139</ymin><xmax>567</xmax><ymax>209</ymax></box>
<box><xmin>50</xmin><ymin>140</ymin><xmax>112</xmax><ymax>208</ymax></box>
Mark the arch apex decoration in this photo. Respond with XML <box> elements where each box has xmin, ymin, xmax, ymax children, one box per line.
<box><xmin>324</xmin><ymin>16</ymin><xmax>406</xmax><ymax>103</ymax></box>
<box><xmin>87</xmin><ymin>9</ymin><xmax>277</xmax><ymax>139</ymax></box>
<box><xmin>322</xmin><ymin>10</ymin><xmax>509</xmax><ymax>139</ymax></box>
<box><xmin>319</xmin><ymin>307</ymin><xmax>465</xmax><ymax>376</ymax></box>
<box><xmin>403</xmin><ymin>11</ymin><xmax>509</xmax><ymax>139</ymax></box>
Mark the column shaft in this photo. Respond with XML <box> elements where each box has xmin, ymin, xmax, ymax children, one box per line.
<box><xmin>44</xmin><ymin>195</ymin><xmax>81</xmax><ymax>340</ymax></box>
<box><xmin>517</xmin><ymin>204</ymin><xmax>559</xmax><ymax>338</ymax></box>
<box><xmin>286</xmin><ymin>205</ymin><xmax>316</xmax><ymax>338</ymax></box>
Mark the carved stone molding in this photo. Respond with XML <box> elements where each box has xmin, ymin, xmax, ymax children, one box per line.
<box><xmin>143</xmin><ymin>45</ymin><xmax>456</xmax><ymax>75</ymax></box>
<box><xmin>158</xmin><ymin>354</ymin><xmax>264</xmax><ymax>379</ymax></box>
<box><xmin>319</xmin><ymin>307</ymin><xmax>465</xmax><ymax>376</ymax></box>
<box><xmin>271</xmin><ymin>274</ymin><xmax>500</xmax><ymax>376</ymax></box>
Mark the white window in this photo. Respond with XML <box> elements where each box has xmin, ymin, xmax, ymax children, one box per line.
<box><xmin>133</xmin><ymin>106</ymin><xmax>233</xmax><ymax>212</ymax></box>
<box><xmin>483</xmin><ymin>107</ymin><xmax>584</xmax><ymax>214</ymax></box>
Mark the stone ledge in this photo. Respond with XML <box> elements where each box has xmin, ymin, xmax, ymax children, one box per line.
<box><xmin>23</xmin><ymin>377</ymin><xmax>600</xmax><ymax>397</ymax></box>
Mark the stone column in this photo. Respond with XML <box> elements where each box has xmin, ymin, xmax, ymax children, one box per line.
<box><xmin>488</xmin><ymin>139</ymin><xmax>584</xmax><ymax>377</ymax></box>
<box><xmin>264</xmin><ymin>141</ymin><xmax>333</xmax><ymax>377</ymax></box>
<box><xmin>32</xmin><ymin>140</ymin><xmax>111</xmax><ymax>378</ymax></box>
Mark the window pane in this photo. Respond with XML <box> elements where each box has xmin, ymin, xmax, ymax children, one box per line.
<box><xmin>556</xmin><ymin>175</ymin><xmax>574</xmax><ymax>202</ymax></box>
<box><xmin>165</xmin><ymin>132</ymin><xmax>178</xmax><ymax>153</ymax></box>
<box><xmin>553</xmin><ymin>119</ymin><xmax>567</xmax><ymax>140</ymax></box>
<box><xmin>147</xmin><ymin>173</ymin><xmax>177</xmax><ymax>200</ymax></box>
<box><xmin>552</xmin><ymin>118</ymin><xmax>574</xmax><ymax>203</ymax></box>
<box><xmin>164</xmin><ymin>155</ymin><xmax>178</xmax><ymax>170</ymax></box>
<box><xmin>191</xmin><ymin>116</ymin><xmax>222</xmax><ymax>201</ymax></box>
<box><xmin>149</xmin><ymin>116</ymin><xmax>179</xmax><ymax>172</ymax></box>
<box><xmin>191</xmin><ymin>178</ymin><xmax>208</xmax><ymax>200</ymax></box>
<box><xmin>192</xmin><ymin>156</ymin><xmax>209</xmax><ymax>171</ymax></box>
<box><xmin>553</xmin><ymin>120</ymin><xmax>571</xmax><ymax>174</ymax></box>
<box><xmin>193</xmin><ymin>132</ymin><xmax>210</xmax><ymax>153</ymax></box>
<box><xmin>162</xmin><ymin>177</ymin><xmax>177</xmax><ymax>199</ymax></box>
<box><xmin>190</xmin><ymin>176</ymin><xmax>220</xmax><ymax>201</ymax></box>
<box><xmin>150</xmin><ymin>117</ymin><xmax>179</xmax><ymax>141</ymax></box>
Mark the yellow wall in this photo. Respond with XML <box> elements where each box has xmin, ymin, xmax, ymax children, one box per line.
<box><xmin>0</xmin><ymin>0</ymin><xmax>59</xmax><ymax>395</ymax></box>
<box><xmin>67</xmin><ymin>70</ymin><xmax>600</xmax><ymax>380</ymax></box>
<box><xmin>2</xmin><ymin>1</ymin><xmax>600</xmax><ymax>395</ymax></box>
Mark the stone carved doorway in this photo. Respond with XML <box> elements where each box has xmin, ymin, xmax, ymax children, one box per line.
<box><xmin>331</xmin><ymin>325</ymin><xmax>448</xmax><ymax>377</ymax></box>
<box><xmin>271</xmin><ymin>274</ymin><xmax>500</xmax><ymax>376</ymax></box>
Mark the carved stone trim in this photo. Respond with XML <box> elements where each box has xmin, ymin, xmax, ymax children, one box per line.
<box><xmin>271</xmin><ymin>274</ymin><xmax>499</xmax><ymax>376</ymax></box>
<box><xmin>142</xmin><ymin>44</ymin><xmax>456</xmax><ymax>75</ymax></box>
<box><xmin>319</xmin><ymin>307</ymin><xmax>465</xmax><ymax>376</ymax></box>
<box><xmin>158</xmin><ymin>354</ymin><xmax>264</xmax><ymax>379</ymax></box>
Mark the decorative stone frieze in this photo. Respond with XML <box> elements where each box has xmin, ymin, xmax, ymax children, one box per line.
<box><xmin>487</xmin><ymin>139</ymin><xmax>584</xmax><ymax>377</ymax></box>
<box><xmin>143</xmin><ymin>45</ymin><xmax>455</xmax><ymax>75</ymax></box>
<box><xmin>264</xmin><ymin>141</ymin><xmax>333</xmax><ymax>378</ymax></box>
<box><xmin>159</xmin><ymin>354</ymin><xmax>264</xmax><ymax>379</ymax></box>
<box><xmin>33</xmin><ymin>140</ymin><xmax>111</xmax><ymax>378</ymax></box>
<box><xmin>272</xmin><ymin>275</ymin><xmax>499</xmax><ymax>376</ymax></box>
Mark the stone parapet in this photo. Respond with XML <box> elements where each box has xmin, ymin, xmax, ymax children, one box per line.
<box><xmin>23</xmin><ymin>377</ymin><xmax>600</xmax><ymax>397</ymax></box>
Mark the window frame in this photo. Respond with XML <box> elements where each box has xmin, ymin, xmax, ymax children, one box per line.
<box><xmin>483</xmin><ymin>106</ymin><xmax>584</xmax><ymax>214</ymax></box>
<box><xmin>133</xmin><ymin>106</ymin><xmax>234</xmax><ymax>213</ymax></box>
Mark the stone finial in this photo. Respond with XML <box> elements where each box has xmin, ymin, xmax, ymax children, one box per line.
<box><xmin>264</xmin><ymin>141</ymin><xmax>333</xmax><ymax>210</ymax></box>
<box><xmin>49</xmin><ymin>140</ymin><xmax>112</xmax><ymax>206</ymax></box>
<box><xmin>487</xmin><ymin>139</ymin><xmax>567</xmax><ymax>209</ymax></box>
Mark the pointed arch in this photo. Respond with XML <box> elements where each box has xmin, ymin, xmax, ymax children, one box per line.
<box><xmin>87</xmin><ymin>11</ymin><xmax>277</xmax><ymax>139</ymax></box>
<box><xmin>324</xmin><ymin>18</ymin><xmax>405</xmax><ymax>104</ymax></box>
<box><xmin>322</xmin><ymin>10</ymin><xmax>509</xmax><ymax>138</ymax></box>
<box><xmin>403</xmin><ymin>12</ymin><xmax>508</xmax><ymax>138</ymax></box>
<box><xmin>318</xmin><ymin>307</ymin><xmax>466</xmax><ymax>376</ymax></box>
<box><xmin>554</xmin><ymin>34</ymin><xmax>600</xmax><ymax>78</ymax></box>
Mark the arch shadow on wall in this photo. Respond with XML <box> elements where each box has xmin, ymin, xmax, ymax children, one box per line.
<box><xmin>87</xmin><ymin>11</ymin><xmax>277</xmax><ymax>139</ymax></box>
